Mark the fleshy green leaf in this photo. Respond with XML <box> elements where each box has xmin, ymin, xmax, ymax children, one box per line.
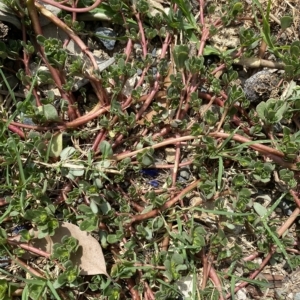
<box><xmin>253</xmin><ymin>202</ymin><xmax>267</xmax><ymax>217</ymax></box>
<box><xmin>280</xmin><ymin>16</ymin><xmax>293</xmax><ymax>30</ymax></box>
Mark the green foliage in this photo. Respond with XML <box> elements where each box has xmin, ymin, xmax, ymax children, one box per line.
<box><xmin>24</xmin><ymin>207</ymin><xmax>59</xmax><ymax>238</ymax></box>
<box><xmin>163</xmin><ymin>253</ymin><xmax>187</xmax><ymax>281</ymax></box>
<box><xmin>256</xmin><ymin>99</ymin><xmax>288</xmax><ymax>125</ymax></box>
<box><xmin>52</xmin><ymin>236</ymin><xmax>79</xmax><ymax>262</ymax></box>
<box><xmin>54</xmin><ymin>261</ymin><xmax>80</xmax><ymax>288</ymax></box>
<box><xmin>0</xmin><ymin>0</ymin><xmax>299</xmax><ymax>299</ymax></box>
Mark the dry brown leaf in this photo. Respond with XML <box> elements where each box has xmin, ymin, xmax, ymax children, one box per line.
<box><xmin>28</xmin><ymin>222</ymin><xmax>108</xmax><ymax>276</ymax></box>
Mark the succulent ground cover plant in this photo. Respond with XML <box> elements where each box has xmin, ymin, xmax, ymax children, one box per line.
<box><xmin>1</xmin><ymin>0</ymin><xmax>300</xmax><ymax>299</ymax></box>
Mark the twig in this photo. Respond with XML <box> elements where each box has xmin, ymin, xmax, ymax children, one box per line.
<box><xmin>128</xmin><ymin>180</ymin><xmax>200</xmax><ymax>224</ymax></box>
<box><xmin>38</xmin><ymin>0</ymin><xmax>103</xmax><ymax>12</ymax></box>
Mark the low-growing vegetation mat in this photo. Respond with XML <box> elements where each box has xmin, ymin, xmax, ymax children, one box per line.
<box><xmin>1</xmin><ymin>0</ymin><xmax>300</xmax><ymax>299</ymax></box>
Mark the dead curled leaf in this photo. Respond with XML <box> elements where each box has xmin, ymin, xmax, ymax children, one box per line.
<box><xmin>27</xmin><ymin>222</ymin><xmax>108</xmax><ymax>276</ymax></box>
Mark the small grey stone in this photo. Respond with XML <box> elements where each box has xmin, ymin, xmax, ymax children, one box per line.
<box><xmin>133</xmin><ymin>43</ymin><xmax>142</xmax><ymax>49</ymax></box>
<box><xmin>244</xmin><ymin>70</ymin><xmax>279</xmax><ymax>102</ymax></box>
<box><xmin>23</xmin><ymin>117</ymin><xmax>36</xmax><ymax>126</ymax></box>
<box><xmin>294</xmin><ymin>292</ymin><xmax>300</xmax><ymax>300</ymax></box>
<box><xmin>151</xmin><ymin>48</ymin><xmax>157</xmax><ymax>57</ymax></box>
<box><xmin>179</xmin><ymin>168</ymin><xmax>190</xmax><ymax>181</ymax></box>
<box><xmin>95</xmin><ymin>27</ymin><xmax>117</xmax><ymax>50</ymax></box>
<box><xmin>19</xmin><ymin>113</ymin><xmax>36</xmax><ymax>126</ymax></box>
<box><xmin>273</xmin><ymin>123</ymin><xmax>283</xmax><ymax>133</ymax></box>
<box><xmin>137</xmin><ymin>68</ymin><xmax>143</xmax><ymax>76</ymax></box>
<box><xmin>279</xmin><ymin>199</ymin><xmax>294</xmax><ymax>216</ymax></box>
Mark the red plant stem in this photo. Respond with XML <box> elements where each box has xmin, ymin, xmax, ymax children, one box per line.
<box><xmin>35</xmin><ymin>3</ymin><xmax>98</xmax><ymax>70</ymax></box>
<box><xmin>126</xmin><ymin>278</ymin><xmax>141</xmax><ymax>300</ymax></box>
<box><xmin>0</xmin><ymin>198</ymin><xmax>8</xmax><ymax>206</ymax></box>
<box><xmin>8</xmin><ymin>239</ymin><xmax>51</xmax><ymax>259</ymax></box>
<box><xmin>290</xmin><ymin>189</ymin><xmax>300</xmax><ymax>209</ymax></box>
<box><xmin>35</xmin><ymin>3</ymin><xmax>107</xmax><ymax>107</ymax></box>
<box><xmin>143</xmin><ymin>280</ymin><xmax>155</xmax><ymax>300</ymax></box>
<box><xmin>3</xmin><ymin>120</ymin><xmax>50</xmax><ymax>131</ymax></box>
<box><xmin>209</xmin><ymin>266</ymin><xmax>225</xmax><ymax>300</ymax></box>
<box><xmin>128</xmin><ymin>179</ymin><xmax>200</xmax><ymax>224</ymax></box>
<box><xmin>199</xmin><ymin>0</ymin><xmax>205</xmax><ymax>26</ymax></box>
<box><xmin>92</xmin><ymin>129</ymin><xmax>106</xmax><ymax>152</ymax></box>
<box><xmin>277</xmin><ymin>206</ymin><xmax>300</xmax><ymax>238</ymax></box>
<box><xmin>286</xmin><ymin>248</ymin><xmax>300</xmax><ymax>254</ymax></box>
<box><xmin>200</xmin><ymin>249</ymin><xmax>209</xmax><ymax>289</ymax></box>
<box><xmin>64</xmin><ymin>104</ymin><xmax>110</xmax><ymax>128</ymax></box>
<box><xmin>161</xmin><ymin>223</ymin><xmax>172</xmax><ymax>251</ymax></box>
<box><xmin>116</xmin><ymin>133</ymin><xmax>285</xmax><ymax>161</ymax></box>
<box><xmin>172</xmin><ymin>135</ymin><xmax>181</xmax><ymax>187</ymax></box>
<box><xmin>225</xmin><ymin>247</ymin><xmax>276</xmax><ymax>299</ymax></box>
<box><xmin>37</xmin><ymin>0</ymin><xmax>102</xmax><ymax>12</ymax></box>
<box><xmin>54</xmin><ymin>181</ymin><xmax>73</xmax><ymax>204</ymax></box>
<box><xmin>8</xmin><ymin>124</ymin><xmax>25</xmax><ymax>139</ymax></box>
<box><xmin>227</xmin><ymin>190</ymin><xmax>300</xmax><ymax>298</ymax></box>
<box><xmin>152</xmin><ymin>125</ymin><xmax>172</xmax><ymax>140</ymax></box>
<box><xmin>124</xmin><ymin>38</ymin><xmax>133</xmax><ymax>60</ymax></box>
<box><xmin>155</xmin><ymin>160</ymin><xmax>193</xmax><ymax>169</ymax></box>
<box><xmin>210</xmin><ymin>132</ymin><xmax>284</xmax><ymax>157</ymax></box>
<box><xmin>135</xmin><ymin>12</ymin><xmax>147</xmax><ymax>58</ymax></box>
<box><xmin>112</xmin><ymin>33</ymin><xmax>171</xmax><ymax>148</ymax></box>
<box><xmin>13</xmin><ymin>256</ymin><xmax>44</xmax><ymax>278</ymax></box>
<box><xmin>27</xmin><ymin>0</ymin><xmax>79</xmax><ymax>120</ymax></box>
<box><xmin>136</xmin><ymin>82</ymin><xmax>159</xmax><ymax>122</ymax></box>
<box><xmin>198</xmin><ymin>92</ymin><xmax>224</xmax><ymax>107</ymax></box>
<box><xmin>243</xmin><ymin>252</ymin><xmax>260</xmax><ymax>262</ymax></box>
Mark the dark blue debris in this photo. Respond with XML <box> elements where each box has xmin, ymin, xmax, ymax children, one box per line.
<box><xmin>140</xmin><ymin>169</ymin><xmax>159</xmax><ymax>177</ymax></box>
<box><xmin>12</xmin><ymin>225</ymin><xmax>26</xmax><ymax>235</ymax></box>
<box><xmin>149</xmin><ymin>180</ymin><xmax>159</xmax><ymax>188</ymax></box>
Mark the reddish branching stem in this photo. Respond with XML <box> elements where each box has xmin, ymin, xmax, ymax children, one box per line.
<box><xmin>8</xmin><ymin>238</ymin><xmax>51</xmax><ymax>259</ymax></box>
<box><xmin>8</xmin><ymin>125</ymin><xmax>25</xmax><ymax>139</ymax></box>
<box><xmin>128</xmin><ymin>180</ymin><xmax>200</xmax><ymax>225</ymax></box>
<box><xmin>37</xmin><ymin>0</ymin><xmax>102</xmax><ymax>12</ymax></box>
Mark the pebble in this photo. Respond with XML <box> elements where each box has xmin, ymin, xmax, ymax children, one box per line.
<box><xmin>177</xmin><ymin>274</ymin><xmax>194</xmax><ymax>298</ymax></box>
<box><xmin>19</xmin><ymin>113</ymin><xmax>36</xmax><ymax>126</ymax></box>
<box><xmin>294</xmin><ymin>292</ymin><xmax>300</xmax><ymax>300</ymax></box>
<box><xmin>236</xmin><ymin>289</ymin><xmax>247</xmax><ymax>300</ymax></box>
<box><xmin>133</xmin><ymin>43</ymin><xmax>142</xmax><ymax>57</ymax></box>
<box><xmin>243</xmin><ymin>70</ymin><xmax>279</xmax><ymax>102</ymax></box>
<box><xmin>179</xmin><ymin>168</ymin><xmax>190</xmax><ymax>181</ymax></box>
<box><xmin>279</xmin><ymin>199</ymin><xmax>294</xmax><ymax>216</ymax></box>
<box><xmin>95</xmin><ymin>27</ymin><xmax>117</xmax><ymax>50</ymax></box>
<box><xmin>165</xmin><ymin>148</ymin><xmax>176</xmax><ymax>163</ymax></box>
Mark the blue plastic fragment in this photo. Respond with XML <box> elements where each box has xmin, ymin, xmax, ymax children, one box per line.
<box><xmin>149</xmin><ymin>180</ymin><xmax>159</xmax><ymax>187</ymax></box>
<box><xmin>12</xmin><ymin>225</ymin><xmax>26</xmax><ymax>235</ymax></box>
<box><xmin>140</xmin><ymin>169</ymin><xmax>159</xmax><ymax>177</ymax></box>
